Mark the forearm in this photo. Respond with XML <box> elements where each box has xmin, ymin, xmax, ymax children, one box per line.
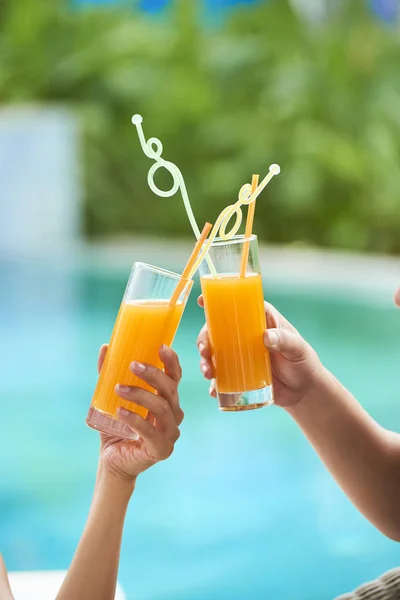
<box><xmin>56</xmin><ymin>464</ymin><xmax>135</xmax><ymax>600</ymax></box>
<box><xmin>0</xmin><ymin>556</ymin><xmax>14</xmax><ymax>600</ymax></box>
<box><xmin>287</xmin><ymin>368</ymin><xmax>400</xmax><ymax>540</ymax></box>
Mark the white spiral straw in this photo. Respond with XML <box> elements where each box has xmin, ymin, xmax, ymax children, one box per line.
<box><xmin>131</xmin><ymin>114</ymin><xmax>280</xmax><ymax>277</ymax></box>
<box><xmin>131</xmin><ymin>115</ymin><xmax>216</xmax><ymax>267</ymax></box>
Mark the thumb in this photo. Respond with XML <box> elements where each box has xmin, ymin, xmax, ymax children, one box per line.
<box><xmin>264</xmin><ymin>328</ymin><xmax>308</xmax><ymax>362</ymax></box>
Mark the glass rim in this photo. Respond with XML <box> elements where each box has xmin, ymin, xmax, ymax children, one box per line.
<box><xmin>134</xmin><ymin>261</ymin><xmax>192</xmax><ymax>283</ymax></box>
<box><xmin>208</xmin><ymin>234</ymin><xmax>257</xmax><ymax>248</ymax></box>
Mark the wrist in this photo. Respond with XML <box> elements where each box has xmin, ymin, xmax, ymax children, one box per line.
<box><xmin>285</xmin><ymin>365</ymin><xmax>337</xmax><ymax>416</ymax></box>
<box><xmin>96</xmin><ymin>461</ymin><xmax>137</xmax><ymax>500</ymax></box>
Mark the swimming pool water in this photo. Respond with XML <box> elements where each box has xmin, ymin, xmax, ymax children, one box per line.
<box><xmin>0</xmin><ymin>260</ymin><xmax>399</xmax><ymax>600</ymax></box>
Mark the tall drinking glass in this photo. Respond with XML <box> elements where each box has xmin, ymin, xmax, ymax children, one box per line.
<box><xmin>199</xmin><ymin>235</ymin><xmax>273</xmax><ymax>411</ymax></box>
<box><xmin>87</xmin><ymin>262</ymin><xmax>193</xmax><ymax>439</ymax></box>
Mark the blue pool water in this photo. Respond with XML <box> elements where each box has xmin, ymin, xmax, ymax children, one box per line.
<box><xmin>0</xmin><ymin>260</ymin><xmax>399</xmax><ymax>600</ymax></box>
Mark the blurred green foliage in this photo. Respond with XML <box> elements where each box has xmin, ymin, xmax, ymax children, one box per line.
<box><xmin>1</xmin><ymin>0</ymin><xmax>400</xmax><ymax>252</ymax></box>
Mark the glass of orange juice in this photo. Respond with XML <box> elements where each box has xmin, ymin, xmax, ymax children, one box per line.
<box><xmin>86</xmin><ymin>262</ymin><xmax>193</xmax><ymax>439</ymax></box>
<box><xmin>199</xmin><ymin>235</ymin><xmax>273</xmax><ymax>411</ymax></box>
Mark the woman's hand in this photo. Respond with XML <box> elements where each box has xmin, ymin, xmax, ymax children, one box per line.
<box><xmin>197</xmin><ymin>296</ymin><xmax>325</xmax><ymax>408</ymax></box>
<box><xmin>97</xmin><ymin>344</ymin><xmax>184</xmax><ymax>483</ymax></box>
<box><xmin>57</xmin><ymin>345</ymin><xmax>183</xmax><ymax>600</ymax></box>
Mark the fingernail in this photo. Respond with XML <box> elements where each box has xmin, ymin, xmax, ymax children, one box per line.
<box><xmin>131</xmin><ymin>361</ymin><xmax>145</xmax><ymax>374</ymax></box>
<box><xmin>266</xmin><ymin>330</ymin><xmax>279</xmax><ymax>346</ymax></box>
<box><xmin>116</xmin><ymin>384</ymin><xmax>131</xmax><ymax>394</ymax></box>
<box><xmin>199</xmin><ymin>343</ymin><xmax>205</xmax><ymax>354</ymax></box>
<box><xmin>209</xmin><ymin>383</ymin><xmax>215</xmax><ymax>395</ymax></box>
<box><xmin>118</xmin><ymin>407</ymin><xmax>130</xmax><ymax>416</ymax></box>
<box><xmin>201</xmin><ymin>364</ymin><xmax>208</xmax><ymax>375</ymax></box>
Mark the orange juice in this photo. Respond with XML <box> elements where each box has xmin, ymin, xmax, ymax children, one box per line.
<box><xmin>91</xmin><ymin>300</ymin><xmax>184</xmax><ymax>419</ymax></box>
<box><xmin>200</xmin><ymin>273</ymin><xmax>272</xmax><ymax>393</ymax></box>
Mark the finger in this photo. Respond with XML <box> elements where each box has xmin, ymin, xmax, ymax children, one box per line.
<box><xmin>197</xmin><ymin>324</ymin><xmax>212</xmax><ymax>358</ymax></box>
<box><xmin>197</xmin><ymin>295</ymin><xmax>204</xmax><ymax>308</ymax></box>
<box><xmin>265</xmin><ymin>302</ymin><xmax>297</xmax><ymax>333</ymax></box>
<box><xmin>97</xmin><ymin>344</ymin><xmax>108</xmax><ymax>373</ymax></box>
<box><xmin>265</xmin><ymin>303</ymin><xmax>279</xmax><ymax>329</ymax></box>
<box><xmin>209</xmin><ymin>380</ymin><xmax>217</xmax><ymax>398</ymax></box>
<box><xmin>200</xmin><ymin>357</ymin><xmax>213</xmax><ymax>380</ymax></box>
<box><xmin>117</xmin><ymin>409</ymin><xmax>178</xmax><ymax>459</ymax></box>
<box><xmin>116</xmin><ymin>385</ymin><xmax>178</xmax><ymax>435</ymax></box>
<box><xmin>159</xmin><ymin>345</ymin><xmax>182</xmax><ymax>383</ymax></box>
<box><xmin>130</xmin><ymin>359</ymin><xmax>183</xmax><ymax>425</ymax></box>
<box><xmin>263</xmin><ymin>328</ymin><xmax>308</xmax><ymax>362</ymax></box>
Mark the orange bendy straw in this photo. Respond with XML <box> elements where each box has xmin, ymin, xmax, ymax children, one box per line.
<box><xmin>239</xmin><ymin>174</ymin><xmax>259</xmax><ymax>277</ymax></box>
<box><xmin>169</xmin><ymin>222</ymin><xmax>213</xmax><ymax>306</ymax></box>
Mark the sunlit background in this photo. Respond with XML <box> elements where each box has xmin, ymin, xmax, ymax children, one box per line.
<box><xmin>1</xmin><ymin>1</ymin><xmax>400</xmax><ymax>599</ymax></box>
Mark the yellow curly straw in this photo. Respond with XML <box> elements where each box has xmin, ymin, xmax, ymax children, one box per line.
<box><xmin>187</xmin><ymin>164</ymin><xmax>281</xmax><ymax>279</ymax></box>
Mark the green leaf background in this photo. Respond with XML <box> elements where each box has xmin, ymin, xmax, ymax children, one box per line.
<box><xmin>1</xmin><ymin>0</ymin><xmax>400</xmax><ymax>253</ymax></box>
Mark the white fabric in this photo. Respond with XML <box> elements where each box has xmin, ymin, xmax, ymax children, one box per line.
<box><xmin>8</xmin><ymin>570</ymin><xmax>127</xmax><ymax>600</ymax></box>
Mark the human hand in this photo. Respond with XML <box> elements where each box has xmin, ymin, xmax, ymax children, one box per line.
<box><xmin>197</xmin><ymin>296</ymin><xmax>325</xmax><ymax>408</ymax></box>
<box><xmin>97</xmin><ymin>345</ymin><xmax>184</xmax><ymax>483</ymax></box>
